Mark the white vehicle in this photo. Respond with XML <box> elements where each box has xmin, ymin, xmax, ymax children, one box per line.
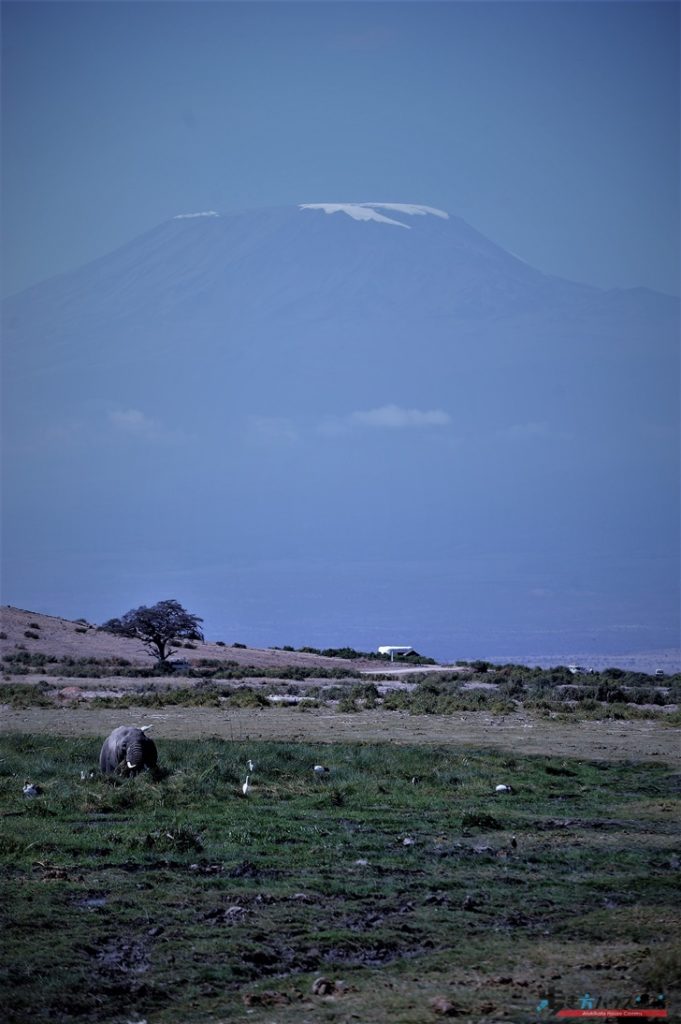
<box><xmin>378</xmin><ymin>645</ymin><xmax>413</xmax><ymax>662</ymax></box>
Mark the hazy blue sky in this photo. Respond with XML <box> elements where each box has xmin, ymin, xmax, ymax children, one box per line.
<box><xmin>2</xmin><ymin>1</ymin><xmax>679</xmax><ymax>298</ymax></box>
<box><xmin>2</xmin><ymin>1</ymin><xmax>679</xmax><ymax>664</ymax></box>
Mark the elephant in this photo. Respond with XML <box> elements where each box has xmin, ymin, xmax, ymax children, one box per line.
<box><xmin>99</xmin><ymin>725</ymin><xmax>158</xmax><ymax>776</ymax></box>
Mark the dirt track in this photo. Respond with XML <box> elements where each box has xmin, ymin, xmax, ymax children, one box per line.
<box><xmin>2</xmin><ymin>706</ymin><xmax>679</xmax><ymax>764</ymax></box>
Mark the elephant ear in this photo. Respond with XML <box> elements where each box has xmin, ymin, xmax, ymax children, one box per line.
<box><xmin>100</xmin><ymin>729</ymin><xmax>128</xmax><ymax>774</ymax></box>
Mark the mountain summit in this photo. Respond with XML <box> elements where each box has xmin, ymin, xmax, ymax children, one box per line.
<box><xmin>1</xmin><ymin>205</ymin><xmax>678</xmax><ymax>659</ymax></box>
<box><xmin>1</xmin><ymin>203</ymin><xmax>607</xmax><ymax>371</ymax></box>
<box><xmin>299</xmin><ymin>202</ymin><xmax>450</xmax><ymax>227</ymax></box>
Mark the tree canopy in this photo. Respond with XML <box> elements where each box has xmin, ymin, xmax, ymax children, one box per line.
<box><xmin>102</xmin><ymin>599</ymin><xmax>204</xmax><ymax>665</ymax></box>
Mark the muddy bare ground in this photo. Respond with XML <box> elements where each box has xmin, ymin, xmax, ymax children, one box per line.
<box><xmin>2</xmin><ymin>705</ymin><xmax>679</xmax><ymax>764</ymax></box>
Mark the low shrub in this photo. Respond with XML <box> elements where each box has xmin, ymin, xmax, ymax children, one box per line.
<box><xmin>637</xmin><ymin>942</ymin><xmax>681</xmax><ymax>997</ymax></box>
<box><xmin>1</xmin><ymin>683</ymin><xmax>55</xmax><ymax>708</ymax></box>
<box><xmin>137</xmin><ymin>824</ymin><xmax>203</xmax><ymax>853</ymax></box>
<box><xmin>461</xmin><ymin>810</ymin><xmax>502</xmax><ymax>830</ymax></box>
<box><xmin>336</xmin><ymin>697</ymin><xmax>359</xmax><ymax>713</ymax></box>
<box><xmin>225</xmin><ymin>687</ymin><xmax>270</xmax><ymax>709</ymax></box>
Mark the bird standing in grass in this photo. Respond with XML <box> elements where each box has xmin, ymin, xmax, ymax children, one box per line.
<box><xmin>246</xmin><ymin>759</ymin><xmax>255</xmax><ymax>772</ymax></box>
<box><xmin>23</xmin><ymin>782</ymin><xmax>43</xmax><ymax>798</ymax></box>
<box><xmin>242</xmin><ymin>775</ymin><xmax>250</xmax><ymax>797</ymax></box>
<box><xmin>313</xmin><ymin>764</ymin><xmax>329</xmax><ymax>775</ymax></box>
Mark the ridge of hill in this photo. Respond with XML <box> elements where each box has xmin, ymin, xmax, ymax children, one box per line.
<box><xmin>0</xmin><ymin>606</ymin><xmax>398</xmax><ymax>672</ymax></box>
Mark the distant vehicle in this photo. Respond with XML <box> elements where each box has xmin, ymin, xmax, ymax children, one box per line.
<box><xmin>655</xmin><ymin>669</ymin><xmax>665</xmax><ymax>678</ymax></box>
<box><xmin>169</xmin><ymin>659</ymin><xmax>192</xmax><ymax>673</ymax></box>
<box><xmin>378</xmin><ymin>645</ymin><xmax>413</xmax><ymax>662</ymax></box>
<box><xmin>568</xmin><ymin>665</ymin><xmax>586</xmax><ymax>675</ymax></box>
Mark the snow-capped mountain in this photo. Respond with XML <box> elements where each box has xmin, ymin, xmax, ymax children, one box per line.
<box><xmin>2</xmin><ymin>205</ymin><xmax>678</xmax><ymax>659</ymax></box>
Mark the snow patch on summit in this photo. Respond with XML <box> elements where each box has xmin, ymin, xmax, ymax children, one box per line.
<box><xmin>299</xmin><ymin>203</ymin><xmax>448</xmax><ymax>229</ymax></box>
<box><xmin>368</xmin><ymin>203</ymin><xmax>448</xmax><ymax>219</ymax></box>
<box><xmin>174</xmin><ymin>211</ymin><xmax>220</xmax><ymax>219</ymax></box>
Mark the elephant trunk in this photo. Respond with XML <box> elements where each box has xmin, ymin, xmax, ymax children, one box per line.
<box><xmin>126</xmin><ymin>739</ymin><xmax>144</xmax><ymax>769</ymax></box>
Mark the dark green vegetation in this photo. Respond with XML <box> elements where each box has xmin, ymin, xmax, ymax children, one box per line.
<box><xmin>272</xmin><ymin>644</ymin><xmax>437</xmax><ymax>665</ymax></box>
<box><xmin>2</xmin><ymin>654</ymin><xmax>679</xmax><ymax>725</ymax></box>
<box><xmin>1</xmin><ymin>736</ymin><xmax>679</xmax><ymax>1023</ymax></box>
<box><xmin>385</xmin><ymin>669</ymin><xmax>681</xmax><ymax>723</ymax></box>
<box><xmin>1</xmin><ymin>651</ymin><xmax>363</xmax><ymax>681</ymax></box>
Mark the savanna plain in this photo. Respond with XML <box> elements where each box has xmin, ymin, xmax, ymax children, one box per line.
<box><xmin>1</xmin><ymin>609</ymin><xmax>680</xmax><ymax>1024</ymax></box>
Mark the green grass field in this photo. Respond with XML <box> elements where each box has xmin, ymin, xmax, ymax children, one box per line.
<box><xmin>1</xmin><ymin>734</ymin><xmax>679</xmax><ymax>1023</ymax></box>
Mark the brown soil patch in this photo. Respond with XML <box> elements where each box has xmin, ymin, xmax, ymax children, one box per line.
<box><xmin>1</xmin><ymin>705</ymin><xmax>679</xmax><ymax>764</ymax></box>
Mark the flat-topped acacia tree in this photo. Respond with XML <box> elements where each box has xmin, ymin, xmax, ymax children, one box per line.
<box><xmin>102</xmin><ymin>599</ymin><xmax>204</xmax><ymax>666</ymax></box>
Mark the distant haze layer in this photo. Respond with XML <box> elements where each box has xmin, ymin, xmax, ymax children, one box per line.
<box><xmin>2</xmin><ymin>205</ymin><xmax>679</xmax><ymax>662</ymax></box>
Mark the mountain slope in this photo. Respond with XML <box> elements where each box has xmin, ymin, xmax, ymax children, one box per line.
<box><xmin>1</xmin><ymin>204</ymin><xmax>678</xmax><ymax>660</ymax></box>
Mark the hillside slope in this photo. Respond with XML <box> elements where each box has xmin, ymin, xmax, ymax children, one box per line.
<box><xmin>0</xmin><ymin>606</ymin><xmax>391</xmax><ymax>671</ymax></box>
